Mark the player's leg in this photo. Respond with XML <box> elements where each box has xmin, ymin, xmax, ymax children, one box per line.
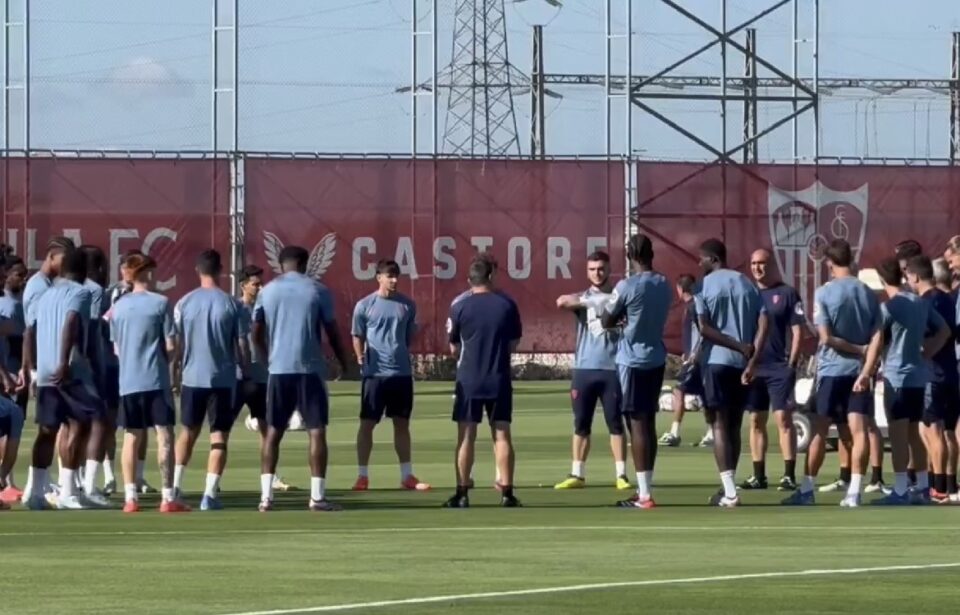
<box><xmin>841</xmin><ymin>412</ymin><xmax>869</xmax><ymax>507</ymax></box>
<box><xmin>445</xmin><ymin>417</ymin><xmax>477</xmax><ymax>508</ymax></box>
<box><xmin>137</xmin><ymin>428</ymin><xmax>156</xmax><ymax>494</ymax></box>
<box><xmin>659</xmin><ymin>386</ymin><xmax>686</xmax><ymax>447</ymax></box>
<box><xmin>865</xmin><ymin>419</ymin><xmax>888</xmax><ymax>493</ymax></box>
<box><xmin>81</xmin><ymin>414</ymin><xmax>109</xmax><ymax>506</ymax></box>
<box><xmin>259</xmin><ymin>375</ymin><xmax>293</xmax><ymax>511</ymax></box>
<box><xmin>173</xmin><ymin>386</ymin><xmax>207</xmax><ymax>499</ymax></box>
<box><xmin>0</xmin><ymin>404</ymin><xmax>24</xmax><ymax>503</ymax></box>
<box><xmin>704</xmin><ymin>366</ymin><xmax>745</xmax><ymax>506</ymax></box>
<box><xmin>200</xmin><ymin>388</ymin><xmax>238</xmax><ymax>511</ymax></box>
<box><xmin>152</xmin><ymin>392</ymin><xmax>186</xmax><ymax>512</ymax></box>
<box><xmin>302</xmin><ymin>374</ymin><xmax>338</xmax><ymax>511</ymax></box>
<box><xmin>784</xmin><ymin>377</ymin><xmax>836</xmax><ymax>504</ymax></box>
<box><xmin>620</xmin><ymin>365</ymin><xmax>664</xmax><ymax>508</ymax></box>
<box><xmin>101</xmin><ymin>364</ymin><xmax>120</xmax><ymax>494</ymax></box>
<box><xmin>390</xmin><ymin>377</ymin><xmax>426</xmax><ymax>490</ymax></box>
<box><xmin>56</xmin><ymin>415</ymin><xmax>88</xmax><ymax>509</ymax></box>
<box><xmin>601</xmin><ymin>370</ymin><xmax>629</xmax><ymax>489</ymax></box>
<box><xmin>557</xmin><ymin>370</ymin><xmax>595</xmax><ymax>489</ymax></box>
<box><xmin>354</xmin><ymin>377</ymin><xmax>381</xmax><ymax>490</ymax></box>
<box><xmin>907</xmin><ymin>401</ymin><xmax>929</xmax><ymax>502</ymax></box>
<box><xmin>743</xmin><ymin>376</ymin><xmax>770</xmax><ymax>489</ymax></box>
<box><xmin>121</xmin><ymin>429</ymin><xmax>145</xmax><ymax>512</ymax></box>
<box><xmin>878</xmin><ymin>381</ymin><xmax>912</xmax><ymax>503</ymax></box>
<box><xmin>770</xmin><ymin>368</ymin><xmax>798</xmax><ymax>490</ymax></box>
<box><xmin>490</xmin><ymin>388</ymin><xmax>517</xmax><ymax>507</ymax></box>
<box><xmin>945</xmin><ymin>394</ymin><xmax>960</xmax><ymax>500</ymax></box>
<box><xmin>922</xmin><ymin>384</ymin><xmax>948</xmax><ymax>502</ymax></box>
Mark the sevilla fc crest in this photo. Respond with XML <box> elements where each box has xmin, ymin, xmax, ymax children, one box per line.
<box><xmin>767</xmin><ymin>181</ymin><xmax>869</xmax><ymax>321</ymax></box>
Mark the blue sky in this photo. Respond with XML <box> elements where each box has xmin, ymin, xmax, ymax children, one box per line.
<box><xmin>13</xmin><ymin>0</ymin><xmax>960</xmax><ymax>160</ymax></box>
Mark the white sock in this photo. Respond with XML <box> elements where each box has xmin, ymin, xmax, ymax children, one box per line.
<box><xmin>173</xmin><ymin>464</ymin><xmax>185</xmax><ymax>492</ymax></box>
<box><xmin>124</xmin><ymin>483</ymin><xmax>138</xmax><ymax>503</ymax></box>
<box><xmin>571</xmin><ymin>460</ymin><xmax>585</xmax><ymax>478</ymax></box>
<box><xmin>60</xmin><ymin>469</ymin><xmax>76</xmax><ymax>497</ymax></box>
<box><xmin>311</xmin><ymin>476</ymin><xmax>326</xmax><ymax>501</ymax></box>
<box><xmin>23</xmin><ymin>466</ymin><xmax>36</xmax><ymax>498</ymax></box>
<box><xmin>83</xmin><ymin>460</ymin><xmax>100</xmax><ymax>495</ymax></box>
<box><xmin>161</xmin><ymin>487</ymin><xmax>174</xmax><ymax>503</ymax></box>
<box><xmin>204</xmin><ymin>473</ymin><xmax>220</xmax><ymax>499</ymax></box>
<box><xmin>136</xmin><ymin>459</ymin><xmax>145</xmax><ymax>484</ymax></box>
<box><xmin>894</xmin><ymin>472</ymin><xmax>909</xmax><ymax>495</ymax></box>
<box><xmin>615</xmin><ymin>461</ymin><xmax>626</xmax><ymax>478</ymax></box>
<box><xmin>917</xmin><ymin>471</ymin><xmax>930</xmax><ymax>490</ymax></box>
<box><xmin>103</xmin><ymin>459</ymin><xmax>116</xmax><ymax>484</ymax></box>
<box><xmin>720</xmin><ymin>470</ymin><xmax>737</xmax><ymax>499</ymax></box>
<box><xmin>58</xmin><ymin>457</ymin><xmax>64</xmax><ymax>480</ymax></box>
<box><xmin>358</xmin><ymin>465</ymin><xmax>369</xmax><ymax>478</ymax></box>
<box><xmin>847</xmin><ymin>474</ymin><xmax>863</xmax><ymax>496</ymax></box>
<box><xmin>802</xmin><ymin>475</ymin><xmax>816</xmax><ymax>494</ymax></box>
<box><xmin>636</xmin><ymin>471</ymin><xmax>651</xmax><ymax>499</ymax></box>
<box><xmin>670</xmin><ymin>421</ymin><xmax>681</xmax><ymax>437</ymax></box>
<box><xmin>261</xmin><ymin>473</ymin><xmax>274</xmax><ymax>502</ymax></box>
<box><xmin>400</xmin><ymin>462</ymin><xmax>413</xmax><ymax>481</ymax></box>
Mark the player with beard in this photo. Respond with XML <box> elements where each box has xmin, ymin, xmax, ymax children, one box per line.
<box><xmin>741</xmin><ymin>248</ymin><xmax>804</xmax><ymax>492</ymax></box>
<box><xmin>553</xmin><ymin>251</ymin><xmax>630</xmax><ymax>491</ymax></box>
<box><xmin>931</xmin><ymin>258</ymin><xmax>960</xmax><ymax>500</ymax></box>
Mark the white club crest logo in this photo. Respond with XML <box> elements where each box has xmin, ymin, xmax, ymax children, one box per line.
<box><xmin>262</xmin><ymin>231</ymin><xmax>337</xmax><ymax>281</ymax></box>
<box><xmin>768</xmin><ymin>180</ymin><xmax>869</xmax><ymax>321</ymax></box>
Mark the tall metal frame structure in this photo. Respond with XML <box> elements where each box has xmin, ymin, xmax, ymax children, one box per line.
<box><xmin>212</xmin><ymin>0</ymin><xmax>241</xmax><ymax>292</ymax></box>
<box><xmin>442</xmin><ymin>0</ymin><xmax>525</xmax><ymax>156</ymax></box>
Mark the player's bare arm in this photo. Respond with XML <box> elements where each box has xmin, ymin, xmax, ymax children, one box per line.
<box><xmin>698</xmin><ymin>314</ymin><xmax>753</xmax><ymax>358</ymax></box>
<box><xmin>352</xmin><ymin>334</ymin><xmax>365</xmax><ymax>367</ymax></box>
<box><xmin>742</xmin><ymin>312</ymin><xmax>769</xmax><ymax>384</ymax></box>
<box><xmin>556</xmin><ymin>294</ymin><xmax>582</xmax><ymax>311</ymax></box>
<box><xmin>816</xmin><ymin>323</ymin><xmax>866</xmax><ymax>358</ymax></box>
<box><xmin>323</xmin><ymin>319</ymin><xmax>349</xmax><ymax>373</ymax></box>
<box><xmin>854</xmin><ymin>329</ymin><xmax>884</xmax><ymax>392</ymax></box>
<box><xmin>251</xmin><ymin>320</ymin><xmax>268</xmax><ymax>367</ymax></box>
<box><xmin>53</xmin><ymin>311</ymin><xmax>81</xmax><ymax>386</ymax></box>
<box><xmin>788</xmin><ymin>323</ymin><xmax>803</xmax><ymax>368</ymax></box>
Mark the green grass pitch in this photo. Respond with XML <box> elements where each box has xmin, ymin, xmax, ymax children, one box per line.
<box><xmin>3</xmin><ymin>381</ymin><xmax>959</xmax><ymax>614</ymax></box>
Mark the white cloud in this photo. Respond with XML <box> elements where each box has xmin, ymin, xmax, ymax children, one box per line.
<box><xmin>107</xmin><ymin>56</ymin><xmax>193</xmax><ymax>99</ymax></box>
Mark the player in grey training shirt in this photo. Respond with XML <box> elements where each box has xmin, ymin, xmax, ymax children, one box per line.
<box><xmin>554</xmin><ymin>250</ymin><xmax>629</xmax><ymax>492</ymax></box>
<box><xmin>171</xmin><ymin>250</ymin><xmax>246</xmax><ymax>511</ymax></box>
<box><xmin>253</xmin><ymin>245</ymin><xmax>348</xmax><ymax>512</ymax></box>
<box><xmin>351</xmin><ymin>260</ymin><xmax>428</xmax><ymax>492</ymax></box>
<box><xmin>108</xmin><ymin>253</ymin><xmax>185</xmax><ymax>514</ymax></box>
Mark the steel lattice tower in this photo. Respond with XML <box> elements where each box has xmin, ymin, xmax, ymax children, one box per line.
<box><xmin>443</xmin><ymin>0</ymin><xmax>526</xmax><ymax>156</ymax></box>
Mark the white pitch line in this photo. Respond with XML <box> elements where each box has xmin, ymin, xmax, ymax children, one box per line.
<box><xmin>221</xmin><ymin>562</ymin><xmax>960</xmax><ymax>615</ymax></box>
<box><xmin>0</xmin><ymin>524</ymin><xmax>954</xmax><ymax>538</ymax></box>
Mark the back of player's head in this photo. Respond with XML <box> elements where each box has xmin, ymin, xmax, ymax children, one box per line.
<box><xmin>677</xmin><ymin>273</ymin><xmax>696</xmax><ymax>294</ymax></box>
<box><xmin>124</xmin><ymin>248</ymin><xmax>144</xmax><ymax>260</ymax></box>
<box><xmin>376</xmin><ymin>259</ymin><xmax>401</xmax><ymax>277</ymax></box>
<box><xmin>905</xmin><ymin>255</ymin><xmax>934</xmax><ymax>282</ymax></box>
<box><xmin>699</xmin><ymin>238</ymin><xmax>727</xmax><ymax>266</ymax></box>
<box><xmin>933</xmin><ymin>258</ymin><xmax>953</xmax><ymax>288</ymax></box>
<box><xmin>895</xmin><ymin>239</ymin><xmax>923</xmax><ymax>261</ymax></box>
<box><xmin>78</xmin><ymin>244</ymin><xmax>107</xmax><ymax>285</ymax></box>
<box><xmin>240</xmin><ymin>264</ymin><xmax>263</xmax><ymax>284</ymax></box>
<box><xmin>876</xmin><ymin>257</ymin><xmax>902</xmax><ymax>287</ymax></box>
<box><xmin>196</xmin><ymin>249</ymin><xmax>223</xmax><ymax>277</ymax></box>
<box><xmin>467</xmin><ymin>256</ymin><xmax>494</xmax><ymax>287</ymax></box>
<box><xmin>824</xmin><ymin>239</ymin><xmax>853</xmax><ymax>268</ymax></box>
<box><xmin>60</xmin><ymin>247</ymin><xmax>87</xmax><ymax>282</ymax></box>
<box><xmin>587</xmin><ymin>250</ymin><xmax>610</xmax><ymax>264</ymax></box>
<box><xmin>475</xmin><ymin>251</ymin><xmax>498</xmax><ymax>272</ymax></box>
<box><xmin>46</xmin><ymin>236</ymin><xmax>75</xmax><ymax>255</ymax></box>
<box><xmin>278</xmin><ymin>245</ymin><xmax>309</xmax><ymax>273</ymax></box>
<box><xmin>124</xmin><ymin>253</ymin><xmax>157</xmax><ymax>278</ymax></box>
<box><xmin>626</xmin><ymin>234</ymin><xmax>654</xmax><ymax>265</ymax></box>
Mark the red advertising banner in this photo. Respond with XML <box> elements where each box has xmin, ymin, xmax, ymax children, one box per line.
<box><xmin>243</xmin><ymin>159</ymin><xmax>626</xmax><ymax>353</ymax></box>
<box><xmin>637</xmin><ymin>162</ymin><xmax>960</xmax><ymax>350</ymax></box>
<box><xmin>0</xmin><ymin>158</ymin><xmax>230</xmax><ymax>299</ymax></box>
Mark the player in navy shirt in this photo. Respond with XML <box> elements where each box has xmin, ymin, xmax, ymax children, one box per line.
<box><xmin>931</xmin><ymin>257</ymin><xmax>960</xmax><ymax>498</ymax></box>
<box><xmin>694</xmin><ymin>238</ymin><xmax>768</xmax><ymax>507</ymax></box>
<box><xmin>860</xmin><ymin>258</ymin><xmax>949</xmax><ymax>504</ymax></box>
<box><xmin>742</xmin><ymin>249</ymin><xmax>804</xmax><ymax>492</ymax></box>
<box><xmin>905</xmin><ymin>255</ymin><xmax>956</xmax><ymax>502</ymax></box>
<box><xmin>446</xmin><ymin>257</ymin><xmax>522</xmax><ymax>509</ymax></box>
<box><xmin>553</xmin><ymin>251</ymin><xmax>629</xmax><ymax>492</ymax></box>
